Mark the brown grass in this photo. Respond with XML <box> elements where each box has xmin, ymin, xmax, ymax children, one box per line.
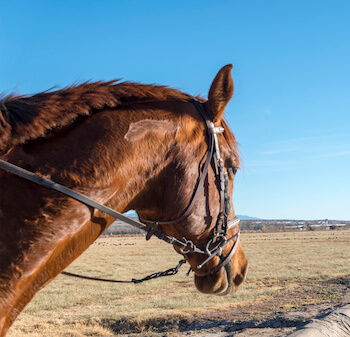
<box><xmin>9</xmin><ymin>230</ymin><xmax>350</xmax><ymax>336</ymax></box>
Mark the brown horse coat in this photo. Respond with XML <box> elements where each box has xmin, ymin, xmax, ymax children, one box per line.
<box><xmin>0</xmin><ymin>65</ymin><xmax>247</xmax><ymax>336</ymax></box>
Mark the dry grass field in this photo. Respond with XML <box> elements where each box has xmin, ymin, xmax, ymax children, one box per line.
<box><xmin>8</xmin><ymin>230</ymin><xmax>350</xmax><ymax>336</ymax></box>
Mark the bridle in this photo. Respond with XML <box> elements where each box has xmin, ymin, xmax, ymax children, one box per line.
<box><xmin>0</xmin><ymin>99</ymin><xmax>240</xmax><ymax>278</ymax></box>
<box><xmin>141</xmin><ymin>99</ymin><xmax>241</xmax><ymax>276</ymax></box>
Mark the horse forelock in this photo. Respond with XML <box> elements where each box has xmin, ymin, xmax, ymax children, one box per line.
<box><xmin>0</xmin><ymin>81</ymin><xmax>192</xmax><ymax>153</ymax></box>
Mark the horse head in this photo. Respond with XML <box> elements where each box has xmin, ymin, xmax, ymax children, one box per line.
<box><xmin>129</xmin><ymin>65</ymin><xmax>248</xmax><ymax>295</ymax></box>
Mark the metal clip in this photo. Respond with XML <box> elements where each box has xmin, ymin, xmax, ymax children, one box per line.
<box><xmin>205</xmin><ymin>238</ymin><xmax>214</xmax><ymax>255</ymax></box>
<box><xmin>197</xmin><ymin>234</ymin><xmax>228</xmax><ymax>269</ymax></box>
<box><xmin>179</xmin><ymin>238</ymin><xmax>195</xmax><ymax>254</ymax></box>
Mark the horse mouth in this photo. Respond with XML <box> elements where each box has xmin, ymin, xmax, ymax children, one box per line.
<box><xmin>194</xmin><ymin>260</ymin><xmax>234</xmax><ymax>295</ymax></box>
<box><xmin>194</xmin><ymin>252</ymin><xmax>248</xmax><ymax>296</ymax></box>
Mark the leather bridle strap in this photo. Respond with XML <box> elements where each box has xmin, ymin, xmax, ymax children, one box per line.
<box><xmin>141</xmin><ymin>100</ymin><xmax>215</xmax><ymax>226</ymax></box>
<box><xmin>191</xmin><ymin>100</ymin><xmax>231</xmax><ymax>236</ymax></box>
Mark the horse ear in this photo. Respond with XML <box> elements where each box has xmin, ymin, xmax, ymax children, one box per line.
<box><xmin>207</xmin><ymin>64</ymin><xmax>234</xmax><ymax>122</ymax></box>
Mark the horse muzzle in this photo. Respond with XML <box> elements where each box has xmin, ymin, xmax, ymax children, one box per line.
<box><xmin>193</xmin><ymin>241</ymin><xmax>248</xmax><ymax>295</ymax></box>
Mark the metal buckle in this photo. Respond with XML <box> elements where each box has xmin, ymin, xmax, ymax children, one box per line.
<box><xmin>208</xmin><ymin>123</ymin><xmax>224</xmax><ymax>135</ymax></box>
<box><xmin>197</xmin><ymin>231</ymin><xmax>238</xmax><ymax>270</ymax></box>
<box><xmin>213</xmin><ymin>126</ymin><xmax>224</xmax><ymax>134</ymax></box>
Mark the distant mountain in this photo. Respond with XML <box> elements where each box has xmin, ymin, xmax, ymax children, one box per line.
<box><xmin>236</xmin><ymin>215</ymin><xmax>260</xmax><ymax>220</ymax></box>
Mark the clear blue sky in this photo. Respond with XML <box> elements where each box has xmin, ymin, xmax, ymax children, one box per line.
<box><xmin>1</xmin><ymin>1</ymin><xmax>349</xmax><ymax>220</ymax></box>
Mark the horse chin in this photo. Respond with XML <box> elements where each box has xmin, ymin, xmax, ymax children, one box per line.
<box><xmin>194</xmin><ymin>264</ymin><xmax>231</xmax><ymax>295</ymax></box>
<box><xmin>194</xmin><ymin>260</ymin><xmax>247</xmax><ymax>296</ymax></box>
<box><xmin>194</xmin><ymin>269</ymin><xmax>228</xmax><ymax>295</ymax></box>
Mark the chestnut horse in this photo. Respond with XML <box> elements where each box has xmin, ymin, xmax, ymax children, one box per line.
<box><xmin>0</xmin><ymin>65</ymin><xmax>248</xmax><ymax>336</ymax></box>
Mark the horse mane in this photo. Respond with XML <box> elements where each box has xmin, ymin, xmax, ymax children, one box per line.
<box><xmin>0</xmin><ymin>81</ymin><xmax>239</xmax><ymax>161</ymax></box>
<box><xmin>0</xmin><ymin>81</ymin><xmax>192</xmax><ymax>153</ymax></box>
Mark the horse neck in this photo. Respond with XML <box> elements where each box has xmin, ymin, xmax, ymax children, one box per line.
<box><xmin>3</xmin><ymin>101</ymin><xmax>202</xmax><ymax>229</ymax></box>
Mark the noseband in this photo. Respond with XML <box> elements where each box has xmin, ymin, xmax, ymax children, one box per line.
<box><xmin>141</xmin><ymin>100</ymin><xmax>241</xmax><ymax>276</ymax></box>
<box><xmin>0</xmin><ymin>99</ymin><xmax>240</xmax><ymax>278</ymax></box>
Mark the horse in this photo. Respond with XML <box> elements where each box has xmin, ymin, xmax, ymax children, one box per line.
<box><xmin>0</xmin><ymin>64</ymin><xmax>248</xmax><ymax>336</ymax></box>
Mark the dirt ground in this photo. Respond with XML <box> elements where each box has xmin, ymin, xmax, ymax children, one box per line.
<box><xmin>116</xmin><ymin>276</ymin><xmax>350</xmax><ymax>336</ymax></box>
<box><xmin>8</xmin><ymin>232</ymin><xmax>350</xmax><ymax>336</ymax></box>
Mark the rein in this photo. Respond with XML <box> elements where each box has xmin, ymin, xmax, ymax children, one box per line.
<box><xmin>0</xmin><ymin>99</ymin><xmax>240</xmax><ymax>281</ymax></box>
<box><xmin>61</xmin><ymin>259</ymin><xmax>187</xmax><ymax>284</ymax></box>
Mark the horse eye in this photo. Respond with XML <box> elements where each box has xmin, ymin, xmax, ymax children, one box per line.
<box><xmin>228</xmin><ymin>167</ymin><xmax>238</xmax><ymax>179</ymax></box>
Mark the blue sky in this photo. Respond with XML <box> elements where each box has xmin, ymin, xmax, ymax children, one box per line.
<box><xmin>1</xmin><ymin>1</ymin><xmax>349</xmax><ymax>220</ymax></box>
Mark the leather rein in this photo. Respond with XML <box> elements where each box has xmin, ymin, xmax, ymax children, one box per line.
<box><xmin>0</xmin><ymin>99</ymin><xmax>240</xmax><ymax>279</ymax></box>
